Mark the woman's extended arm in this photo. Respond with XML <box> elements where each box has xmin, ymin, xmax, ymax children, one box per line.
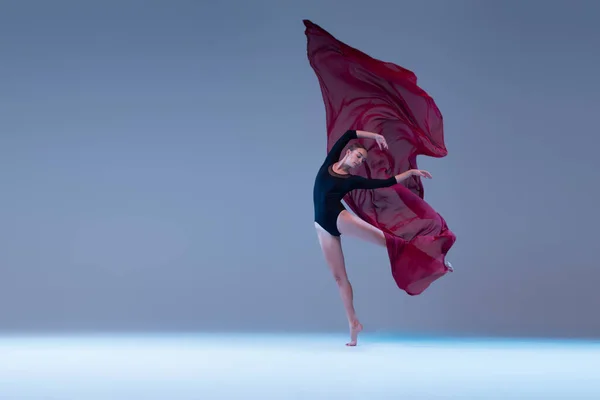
<box><xmin>351</xmin><ymin>169</ymin><xmax>432</xmax><ymax>190</ymax></box>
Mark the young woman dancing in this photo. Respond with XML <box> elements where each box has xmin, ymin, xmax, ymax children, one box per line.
<box><xmin>313</xmin><ymin>128</ymin><xmax>435</xmax><ymax>346</ymax></box>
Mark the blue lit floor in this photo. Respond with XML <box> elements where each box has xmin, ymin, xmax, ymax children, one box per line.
<box><xmin>0</xmin><ymin>333</ymin><xmax>598</xmax><ymax>399</ymax></box>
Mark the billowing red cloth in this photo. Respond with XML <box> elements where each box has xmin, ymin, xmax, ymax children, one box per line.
<box><xmin>304</xmin><ymin>20</ymin><xmax>456</xmax><ymax>295</ymax></box>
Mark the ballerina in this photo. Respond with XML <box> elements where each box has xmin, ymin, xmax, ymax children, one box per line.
<box><xmin>313</xmin><ymin>128</ymin><xmax>433</xmax><ymax>346</ymax></box>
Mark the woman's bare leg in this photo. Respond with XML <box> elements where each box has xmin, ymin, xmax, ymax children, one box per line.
<box><xmin>337</xmin><ymin>210</ymin><xmax>454</xmax><ymax>271</ymax></box>
<box><xmin>314</xmin><ymin>222</ymin><xmax>363</xmax><ymax>346</ymax></box>
<box><xmin>336</xmin><ymin>210</ymin><xmax>386</xmax><ymax>247</ymax></box>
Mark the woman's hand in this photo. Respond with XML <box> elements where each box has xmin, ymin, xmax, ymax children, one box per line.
<box><xmin>374</xmin><ymin>134</ymin><xmax>388</xmax><ymax>150</ymax></box>
<box><xmin>410</xmin><ymin>169</ymin><xmax>432</xmax><ymax>179</ymax></box>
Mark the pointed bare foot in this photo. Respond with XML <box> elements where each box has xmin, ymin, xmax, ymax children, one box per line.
<box><xmin>445</xmin><ymin>260</ymin><xmax>454</xmax><ymax>272</ymax></box>
<box><xmin>346</xmin><ymin>321</ymin><xmax>363</xmax><ymax>346</ymax></box>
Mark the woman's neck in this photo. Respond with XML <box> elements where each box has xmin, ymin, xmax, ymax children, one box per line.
<box><xmin>333</xmin><ymin>161</ymin><xmax>350</xmax><ymax>175</ymax></box>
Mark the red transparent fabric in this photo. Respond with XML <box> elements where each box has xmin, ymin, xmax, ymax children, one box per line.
<box><xmin>304</xmin><ymin>20</ymin><xmax>456</xmax><ymax>295</ymax></box>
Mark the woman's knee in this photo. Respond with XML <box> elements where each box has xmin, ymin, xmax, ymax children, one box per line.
<box><xmin>333</xmin><ymin>272</ymin><xmax>349</xmax><ymax>285</ymax></box>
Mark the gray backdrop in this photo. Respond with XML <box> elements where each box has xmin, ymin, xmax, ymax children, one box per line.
<box><xmin>1</xmin><ymin>0</ymin><xmax>599</xmax><ymax>339</ymax></box>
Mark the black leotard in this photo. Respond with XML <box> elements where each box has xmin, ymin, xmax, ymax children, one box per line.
<box><xmin>313</xmin><ymin>130</ymin><xmax>397</xmax><ymax>236</ymax></box>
